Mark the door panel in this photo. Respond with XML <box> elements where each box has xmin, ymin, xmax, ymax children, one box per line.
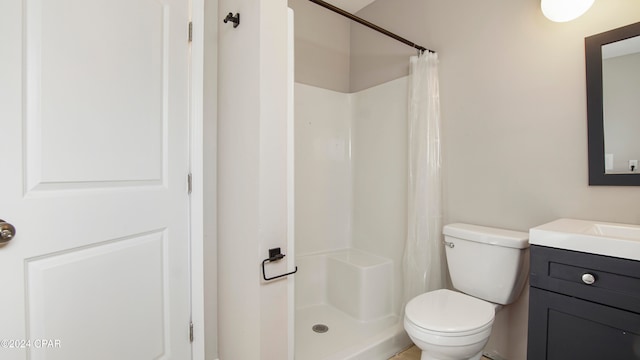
<box><xmin>26</xmin><ymin>231</ymin><xmax>166</xmax><ymax>359</ymax></box>
<box><xmin>25</xmin><ymin>0</ymin><xmax>166</xmax><ymax>189</ymax></box>
<box><xmin>0</xmin><ymin>0</ymin><xmax>191</xmax><ymax>359</ymax></box>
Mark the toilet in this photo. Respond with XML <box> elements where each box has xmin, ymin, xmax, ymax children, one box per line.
<box><xmin>404</xmin><ymin>223</ymin><xmax>530</xmax><ymax>360</ymax></box>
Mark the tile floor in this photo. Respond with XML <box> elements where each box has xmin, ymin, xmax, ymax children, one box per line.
<box><xmin>388</xmin><ymin>345</ymin><xmax>421</xmax><ymax>360</ymax></box>
<box><xmin>389</xmin><ymin>345</ymin><xmax>492</xmax><ymax>360</ymax></box>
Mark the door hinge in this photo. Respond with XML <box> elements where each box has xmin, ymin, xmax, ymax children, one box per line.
<box><xmin>187</xmin><ymin>173</ymin><xmax>192</xmax><ymax>195</ymax></box>
<box><xmin>188</xmin><ymin>21</ymin><xmax>193</xmax><ymax>42</ymax></box>
<box><xmin>189</xmin><ymin>322</ymin><xmax>194</xmax><ymax>342</ymax></box>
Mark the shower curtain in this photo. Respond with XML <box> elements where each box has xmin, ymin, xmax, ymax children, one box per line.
<box><xmin>403</xmin><ymin>52</ymin><xmax>444</xmax><ymax>306</ymax></box>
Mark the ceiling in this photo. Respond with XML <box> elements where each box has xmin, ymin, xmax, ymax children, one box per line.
<box><xmin>323</xmin><ymin>0</ymin><xmax>376</xmax><ymax>14</ymax></box>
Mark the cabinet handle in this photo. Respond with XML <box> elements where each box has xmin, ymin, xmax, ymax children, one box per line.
<box><xmin>581</xmin><ymin>273</ymin><xmax>596</xmax><ymax>285</ymax></box>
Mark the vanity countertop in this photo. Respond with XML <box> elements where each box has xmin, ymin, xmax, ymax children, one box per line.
<box><xmin>529</xmin><ymin>218</ymin><xmax>640</xmax><ymax>261</ymax></box>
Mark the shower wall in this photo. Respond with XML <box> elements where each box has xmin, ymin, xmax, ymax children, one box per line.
<box><xmin>351</xmin><ymin>77</ymin><xmax>408</xmax><ymax>315</ymax></box>
<box><xmin>295</xmin><ymin>77</ymin><xmax>408</xmax><ymax>314</ymax></box>
<box><xmin>295</xmin><ymin>83</ymin><xmax>352</xmax><ymax>255</ymax></box>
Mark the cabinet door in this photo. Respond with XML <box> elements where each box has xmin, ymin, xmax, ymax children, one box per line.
<box><xmin>528</xmin><ymin>287</ymin><xmax>640</xmax><ymax>360</ymax></box>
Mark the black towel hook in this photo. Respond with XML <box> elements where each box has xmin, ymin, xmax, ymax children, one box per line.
<box><xmin>223</xmin><ymin>12</ymin><xmax>240</xmax><ymax>28</ymax></box>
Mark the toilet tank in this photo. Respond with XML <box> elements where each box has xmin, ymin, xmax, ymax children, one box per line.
<box><xmin>443</xmin><ymin>223</ymin><xmax>529</xmax><ymax>305</ymax></box>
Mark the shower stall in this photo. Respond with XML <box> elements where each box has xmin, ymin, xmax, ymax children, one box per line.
<box><xmin>294</xmin><ymin>77</ymin><xmax>412</xmax><ymax>359</ymax></box>
<box><xmin>288</xmin><ymin>1</ymin><xmax>438</xmax><ymax>358</ymax></box>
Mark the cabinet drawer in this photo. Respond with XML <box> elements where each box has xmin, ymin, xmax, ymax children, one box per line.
<box><xmin>530</xmin><ymin>245</ymin><xmax>640</xmax><ymax>313</ymax></box>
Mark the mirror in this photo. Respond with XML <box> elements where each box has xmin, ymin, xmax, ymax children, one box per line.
<box><xmin>586</xmin><ymin>21</ymin><xmax>640</xmax><ymax>186</ymax></box>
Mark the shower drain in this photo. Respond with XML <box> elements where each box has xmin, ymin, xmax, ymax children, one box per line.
<box><xmin>312</xmin><ymin>324</ymin><xmax>329</xmax><ymax>333</ymax></box>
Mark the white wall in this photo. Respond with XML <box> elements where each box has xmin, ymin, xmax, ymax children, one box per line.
<box><xmin>294</xmin><ymin>83</ymin><xmax>352</xmax><ymax>255</ymax></box>
<box><xmin>288</xmin><ymin>0</ymin><xmax>351</xmax><ymax>92</ymax></box>
<box><xmin>217</xmin><ymin>0</ymin><xmax>292</xmax><ymax>358</ymax></box>
<box><xmin>351</xmin><ymin>77</ymin><xmax>408</xmax><ymax>315</ymax></box>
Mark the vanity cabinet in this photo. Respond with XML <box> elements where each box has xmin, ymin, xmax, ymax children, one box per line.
<box><xmin>527</xmin><ymin>245</ymin><xmax>640</xmax><ymax>360</ymax></box>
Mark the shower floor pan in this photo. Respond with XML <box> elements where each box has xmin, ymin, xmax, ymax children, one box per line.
<box><xmin>294</xmin><ymin>249</ymin><xmax>410</xmax><ymax>359</ymax></box>
<box><xmin>295</xmin><ymin>304</ymin><xmax>408</xmax><ymax>360</ymax></box>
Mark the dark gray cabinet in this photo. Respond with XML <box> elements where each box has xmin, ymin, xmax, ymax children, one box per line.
<box><xmin>527</xmin><ymin>245</ymin><xmax>640</xmax><ymax>360</ymax></box>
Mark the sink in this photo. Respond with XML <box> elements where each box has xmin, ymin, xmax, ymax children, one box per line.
<box><xmin>587</xmin><ymin>223</ymin><xmax>640</xmax><ymax>240</ymax></box>
<box><xmin>529</xmin><ymin>218</ymin><xmax>640</xmax><ymax>261</ymax></box>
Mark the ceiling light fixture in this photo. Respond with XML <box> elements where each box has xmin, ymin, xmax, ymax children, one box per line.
<box><xmin>541</xmin><ymin>0</ymin><xmax>595</xmax><ymax>22</ymax></box>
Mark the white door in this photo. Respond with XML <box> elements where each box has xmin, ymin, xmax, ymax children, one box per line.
<box><xmin>0</xmin><ymin>0</ymin><xmax>192</xmax><ymax>359</ymax></box>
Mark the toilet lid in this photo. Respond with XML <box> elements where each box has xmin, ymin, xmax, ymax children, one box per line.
<box><xmin>405</xmin><ymin>289</ymin><xmax>495</xmax><ymax>333</ymax></box>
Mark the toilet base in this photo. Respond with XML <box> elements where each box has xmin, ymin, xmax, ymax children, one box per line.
<box><xmin>405</xmin><ymin>317</ymin><xmax>491</xmax><ymax>360</ymax></box>
<box><xmin>407</xmin><ymin>330</ymin><xmax>489</xmax><ymax>360</ymax></box>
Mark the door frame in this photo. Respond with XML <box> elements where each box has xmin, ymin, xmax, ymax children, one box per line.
<box><xmin>189</xmin><ymin>0</ymin><xmax>206</xmax><ymax>359</ymax></box>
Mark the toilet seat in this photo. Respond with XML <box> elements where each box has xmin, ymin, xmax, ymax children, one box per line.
<box><xmin>405</xmin><ymin>289</ymin><xmax>495</xmax><ymax>335</ymax></box>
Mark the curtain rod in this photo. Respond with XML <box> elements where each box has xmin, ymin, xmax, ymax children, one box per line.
<box><xmin>307</xmin><ymin>0</ymin><xmax>434</xmax><ymax>54</ymax></box>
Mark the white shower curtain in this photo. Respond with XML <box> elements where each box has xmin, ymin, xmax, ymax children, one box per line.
<box><xmin>403</xmin><ymin>52</ymin><xmax>444</xmax><ymax>306</ymax></box>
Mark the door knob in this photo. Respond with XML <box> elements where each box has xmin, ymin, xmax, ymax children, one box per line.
<box><xmin>0</xmin><ymin>219</ymin><xmax>16</xmax><ymax>244</ymax></box>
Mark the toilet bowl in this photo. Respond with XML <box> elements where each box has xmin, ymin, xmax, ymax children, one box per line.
<box><xmin>404</xmin><ymin>223</ymin><xmax>530</xmax><ymax>360</ymax></box>
<box><xmin>404</xmin><ymin>289</ymin><xmax>496</xmax><ymax>360</ymax></box>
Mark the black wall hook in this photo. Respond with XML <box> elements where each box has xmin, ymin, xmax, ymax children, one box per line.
<box><xmin>223</xmin><ymin>12</ymin><xmax>240</xmax><ymax>28</ymax></box>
